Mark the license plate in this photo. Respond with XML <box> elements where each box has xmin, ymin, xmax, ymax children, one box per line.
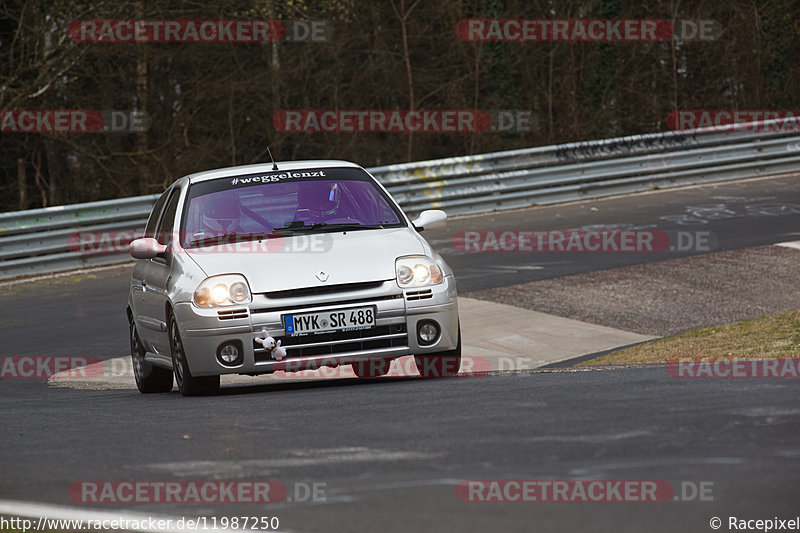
<box><xmin>283</xmin><ymin>306</ymin><xmax>376</xmax><ymax>336</ymax></box>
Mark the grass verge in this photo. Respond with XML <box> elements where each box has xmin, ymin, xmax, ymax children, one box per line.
<box><xmin>579</xmin><ymin>309</ymin><xmax>800</xmax><ymax>366</ymax></box>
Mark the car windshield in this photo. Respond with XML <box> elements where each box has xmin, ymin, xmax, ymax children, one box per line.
<box><xmin>181</xmin><ymin>167</ymin><xmax>405</xmax><ymax>248</ymax></box>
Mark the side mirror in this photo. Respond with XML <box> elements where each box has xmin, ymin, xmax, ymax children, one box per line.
<box><xmin>412</xmin><ymin>209</ymin><xmax>447</xmax><ymax>231</ymax></box>
<box><xmin>129</xmin><ymin>237</ymin><xmax>167</xmax><ymax>259</ymax></box>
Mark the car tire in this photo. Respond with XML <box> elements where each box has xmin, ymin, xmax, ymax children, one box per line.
<box><xmin>352</xmin><ymin>358</ymin><xmax>392</xmax><ymax>378</ymax></box>
<box><xmin>414</xmin><ymin>324</ymin><xmax>461</xmax><ymax>378</ymax></box>
<box><xmin>130</xmin><ymin>317</ymin><xmax>174</xmax><ymax>393</ymax></box>
<box><xmin>169</xmin><ymin>315</ymin><xmax>220</xmax><ymax>396</ymax></box>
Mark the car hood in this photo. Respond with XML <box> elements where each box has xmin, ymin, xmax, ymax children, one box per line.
<box><xmin>186</xmin><ymin>227</ymin><xmax>427</xmax><ymax>293</ymax></box>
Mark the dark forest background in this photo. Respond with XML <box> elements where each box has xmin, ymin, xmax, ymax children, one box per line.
<box><xmin>1</xmin><ymin>0</ymin><xmax>798</xmax><ymax>212</ymax></box>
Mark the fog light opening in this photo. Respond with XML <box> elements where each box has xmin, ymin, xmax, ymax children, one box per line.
<box><xmin>417</xmin><ymin>320</ymin><xmax>440</xmax><ymax>346</ymax></box>
<box><xmin>217</xmin><ymin>341</ymin><xmax>243</xmax><ymax>367</ymax></box>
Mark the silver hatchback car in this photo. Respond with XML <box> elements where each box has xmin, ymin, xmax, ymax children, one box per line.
<box><xmin>127</xmin><ymin>160</ymin><xmax>461</xmax><ymax>395</ymax></box>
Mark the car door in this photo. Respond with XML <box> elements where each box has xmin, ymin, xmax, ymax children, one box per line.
<box><xmin>138</xmin><ymin>188</ymin><xmax>181</xmax><ymax>355</ymax></box>
<box><xmin>131</xmin><ymin>190</ymin><xmax>169</xmax><ymax>348</ymax></box>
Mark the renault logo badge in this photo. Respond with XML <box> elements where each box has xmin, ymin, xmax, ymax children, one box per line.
<box><xmin>316</xmin><ymin>271</ymin><xmax>329</xmax><ymax>282</ymax></box>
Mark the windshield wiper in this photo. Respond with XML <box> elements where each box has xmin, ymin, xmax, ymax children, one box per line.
<box><xmin>312</xmin><ymin>222</ymin><xmax>384</xmax><ymax>231</ymax></box>
<box><xmin>273</xmin><ymin>222</ymin><xmax>384</xmax><ymax>234</ymax></box>
<box><xmin>187</xmin><ymin>231</ymin><xmax>281</xmax><ymax>247</ymax></box>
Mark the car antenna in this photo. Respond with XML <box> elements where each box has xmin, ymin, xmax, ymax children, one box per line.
<box><xmin>267</xmin><ymin>147</ymin><xmax>279</xmax><ymax>170</ymax></box>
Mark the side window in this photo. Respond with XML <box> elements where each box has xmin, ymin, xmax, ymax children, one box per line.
<box><xmin>156</xmin><ymin>190</ymin><xmax>181</xmax><ymax>246</ymax></box>
<box><xmin>144</xmin><ymin>191</ymin><xmax>170</xmax><ymax>238</ymax></box>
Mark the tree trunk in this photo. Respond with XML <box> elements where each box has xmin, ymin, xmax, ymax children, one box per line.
<box><xmin>17</xmin><ymin>158</ymin><xmax>26</xmax><ymax>210</ymax></box>
<box><xmin>393</xmin><ymin>0</ymin><xmax>420</xmax><ymax>162</ymax></box>
<box><xmin>43</xmin><ymin>139</ymin><xmax>59</xmax><ymax>206</ymax></box>
<box><xmin>135</xmin><ymin>0</ymin><xmax>148</xmax><ymax>195</ymax></box>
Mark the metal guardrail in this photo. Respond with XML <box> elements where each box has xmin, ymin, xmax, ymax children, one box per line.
<box><xmin>371</xmin><ymin>118</ymin><xmax>800</xmax><ymax>214</ymax></box>
<box><xmin>0</xmin><ymin>195</ymin><xmax>158</xmax><ymax>279</ymax></box>
<box><xmin>2</xmin><ymin>117</ymin><xmax>799</xmax><ymax>280</ymax></box>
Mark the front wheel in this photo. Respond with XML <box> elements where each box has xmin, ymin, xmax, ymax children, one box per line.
<box><xmin>414</xmin><ymin>325</ymin><xmax>461</xmax><ymax>378</ymax></box>
<box><xmin>169</xmin><ymin>315</ymin><xmax>220</xmax><ymax>396</ymax></box>
<box><xmin>130</xmin><ymin>317</ymin><xmax>173</xmax><ymax>393</ymax></box>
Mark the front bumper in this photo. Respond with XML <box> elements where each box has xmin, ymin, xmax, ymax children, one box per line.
<box><xmin>173</xmin><ymin>276</ymin><xmax>459</xmax><ymax>377</ymax></box>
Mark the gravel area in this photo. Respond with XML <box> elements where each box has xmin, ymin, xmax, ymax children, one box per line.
<box><xmin>465</xmin><ymin>244</ymin><xmax>800</xmax><ymax>337</ymax></box>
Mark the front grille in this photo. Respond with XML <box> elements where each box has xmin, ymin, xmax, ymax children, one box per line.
<box><xmin>254</xmin><ymin>323</ymin><xmax>407</xmax><ymax>362</ymax></box>
<box><xmin>262</xmin><ymin>280</ymin><xmax>387</xmax><ymax>299</ymax></box>
<box><xmin>251</xmin><ymin>294</ymin><xmax>402</xmax><ymax>314</ymax></box>
<box><xmin>218</xmin><ymin>308</ymin><xmax>248</xmax><ymax>320</ymax></box>
<box><xmin>405</xmin><ymin>289</ymin><xmax>433</xmax><ymax>301</ymax></box>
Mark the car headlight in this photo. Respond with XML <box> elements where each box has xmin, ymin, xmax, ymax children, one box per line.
<box><xmin>395</xmin><ymin>256</ymin><xmax>444</xmax><ymax>288</ymax></box>
<box><xmin>193</xmin><ymin>275</ymin><xmax>252</xmax><ymax>307</ymax></box>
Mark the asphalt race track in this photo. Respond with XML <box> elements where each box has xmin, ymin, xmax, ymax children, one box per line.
<box><xmin>1</xmin><ymin>175</ymin><xmax>800</xmax><ymax>532</ymax></box>
<box><xmin>431</xmin><ymin>174</ymin><xmax>800</xmax><ymax>290</ymax></box>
